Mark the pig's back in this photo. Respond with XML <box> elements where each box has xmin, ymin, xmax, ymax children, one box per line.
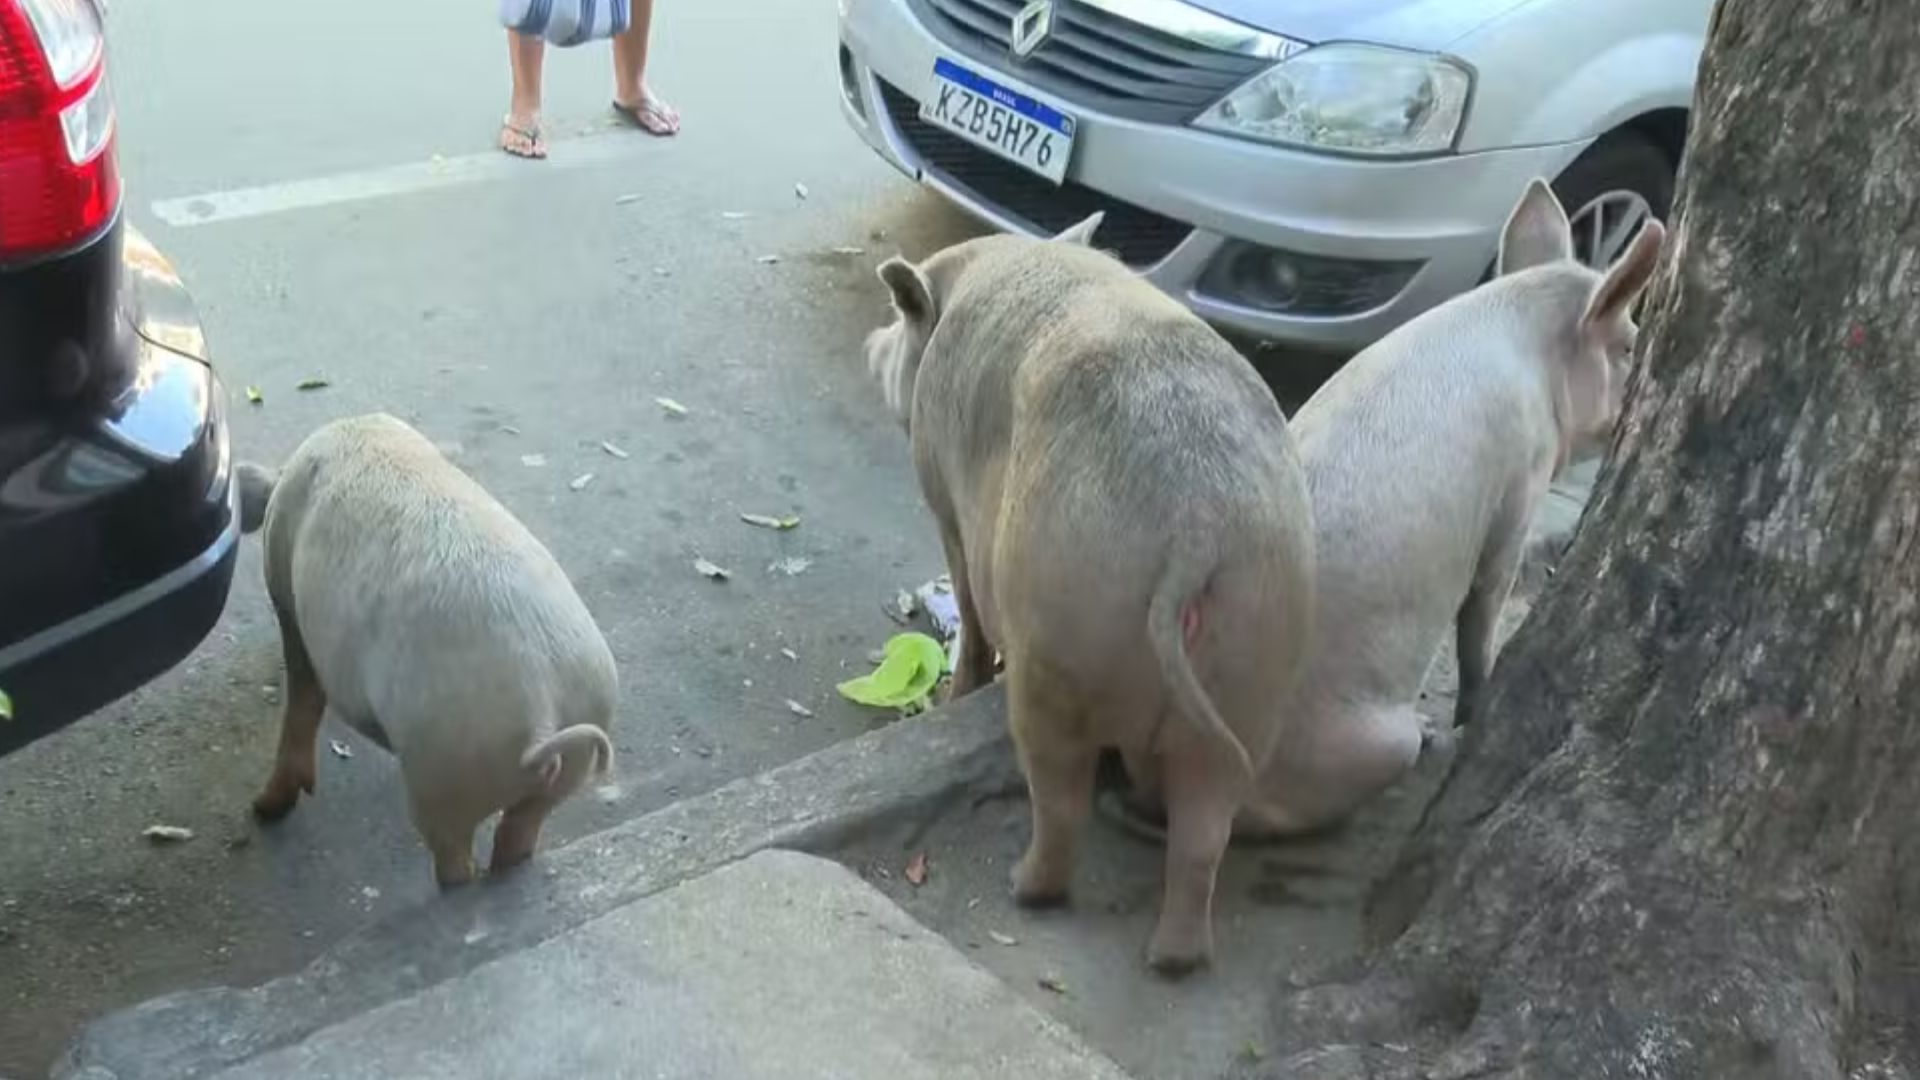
<box><xmin>1291</xmin><ymin>304</ymin><xmax>1557</xmax><ymax>701</ymax></box>
<box><xmin>997</xmin><ymin>285</ymin><xmax>1310</xmax><ymax>629</ymax></box>
<box><xmin>928</xmin><ymin>241</ymin><xmax>1305</xmax><ymax>559</ymax></box>
<box><xmin>273</xmin><ymin>416</ymin><xmax>616</xmax><ymax>734</ymax></box>
<box><xmin>1023</xmin><ymin>303</ymin><xmax>1299</xmax><ymax>517</ymax></box>
<box><xmin>978</xmin><ymin>242</ymin><xmax>1300</xmax><ymax>515</ymax></box>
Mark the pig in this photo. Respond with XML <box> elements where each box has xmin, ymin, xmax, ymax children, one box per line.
<box><xmin>865</xmin><ymin>214</ymin><xmax>1316</xmax><ymax>974</ymax></box>
<box><xmin>237</xmin><ymin>414</ymin><xmax>618</xmax><ymax>886</ymax></box>
<box><xmin>1222</xmin><ymin>178</ymin><xmax>1665</xmax><ymax>838</ymax></box>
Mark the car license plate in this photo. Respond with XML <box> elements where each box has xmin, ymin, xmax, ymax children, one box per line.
<box><xmin>920</xmin><ymin>57</ymin><xmax>1076</xmax><ymax>185</ymax></box>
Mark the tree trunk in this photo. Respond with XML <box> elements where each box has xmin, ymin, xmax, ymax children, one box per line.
<box><xmin>1265</xmin><ymin>2</ymin><xmax>1920</xmax><ymax>1077</ymax></box>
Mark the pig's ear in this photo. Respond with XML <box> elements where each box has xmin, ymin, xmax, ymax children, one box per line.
<box><xmin>1052</xmin><ymin>212</ymin><xmax>1104</xmax><ymax>246</ymax></box>
<box><xmin>1498</xmin><ymin>178</ymin><xmax>1573</xmax><ymax>276</ymax></box>
<box><xmin>877</xmin><ymin>256</ymin><xmax>936</xmax><ymax>328</ymax></box>
<box><xmin>1581</xmin><ymin>218</ymin><xmax>1666</xmax><ymax>330</ymax></box>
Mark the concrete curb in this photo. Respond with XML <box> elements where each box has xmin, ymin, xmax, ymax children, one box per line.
<box><xmin>56</xmin><ymin>686</ymin><xmax>1019</xmax><ymax>1080</ymax></box>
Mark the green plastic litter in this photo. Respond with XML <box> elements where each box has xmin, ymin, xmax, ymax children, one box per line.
<box><xmin>0</xmin><ymin>688</ymin><xmax>12</xmax><ymax>721</ymax></box>
<box><xmin>837</xmin><ymin>633</ymin><xmax>948</xmax><ymax>710</ymax></box>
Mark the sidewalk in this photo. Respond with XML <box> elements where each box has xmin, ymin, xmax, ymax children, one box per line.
<box><xmin>133</xmin><ymin>851</ymin><xmax>1128</xmax><ymax>1080</ymax></box>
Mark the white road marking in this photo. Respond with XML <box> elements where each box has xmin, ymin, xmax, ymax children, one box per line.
<box><xmin>150</xmin><ymin>131</ymin><xmax>642</xmax><ymax>228</ymax></box>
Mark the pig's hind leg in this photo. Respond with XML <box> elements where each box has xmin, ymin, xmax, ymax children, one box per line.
<box><xmin>252</xmin><ymin>613</ymin><xmax>327</xmax><ymax>822</ymax></box>
<box><xmin>402</xmin><ymin>761</ymin><xmax>488</xmax><ymax>888</ymax></box>
<box><xmin>1147</xmin><ymin>738</ymin><xmax>1244</xmax><ymax>976</ymax></box>
<box><xmin>1228</xmin><ymin>697</ymin><xmax>1423</xmax><ymax>871</ymax></box>
<box><xmin>413</xmin><ymin>806</ymin><xmax>481</xmax><ymax>889</ymax></box>
<box><xmin>1008</xmin><ymin>662</ymin><xmax>1097</xmax><ymax>907</ymax></box>
<box><xmin>490</xmin><ymin>791</ymin><xmax>560</xmax><ymax>875</ymax></box>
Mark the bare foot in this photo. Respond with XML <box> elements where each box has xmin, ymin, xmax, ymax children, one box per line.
<box><xmin>611</xmin><ymin>90</ymin><xmax>680</xmax><ymax>136</ymax></box>
<box><xmin>500</xmin><ymin>114</ymin><xmax>547</xmax><ymax>159</ymax></box>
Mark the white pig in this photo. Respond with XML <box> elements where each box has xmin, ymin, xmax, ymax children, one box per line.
<box><xmin>866</xmin><ymin>215</ymin><xmax>1316</xmax><ymax>974</ymax></box>
<box><xmin>238</xmin><ymin>414</ymin><xmax>618</xmax><ymax>886</ymax></box>
<box><xmin>1237</xmin><ymin>178</ymin><xmax>1665</xmax><ymax>836</ymax></box>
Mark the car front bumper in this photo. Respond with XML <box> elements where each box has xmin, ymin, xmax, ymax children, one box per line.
<box><xmin>838</xmin><ymin>0</ymin><xmax>1593</xmax><ymax>351</ymax></box>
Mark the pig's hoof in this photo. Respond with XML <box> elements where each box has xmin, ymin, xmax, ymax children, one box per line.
<box><xmin>251</xmin><ymin>787</ymin><xmax>299</xmax><ymax>823</ymax></box>
<box><xmin>434</xmin><ymin>861</ymin><xmax>478</xmax><ymax>889</ymax></box>
<box><xmin>1010</xmin><ymin>858</ymin><xmax>1070</xmax><ymax>908</ymax></box>
<box><xmin>1146</xmin><ymin>934</ymin><xmax>1211</xmax><ymax>978</ymax></box>
<box><xmin>488</xmin><ymin>848</ymin><xmax>535</xmax><ymax>878</ymax></box>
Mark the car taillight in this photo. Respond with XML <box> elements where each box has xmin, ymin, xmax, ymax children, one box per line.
<box><xmin>0</xmin><ymin>0</ymin><xmax>117</xmax><ymax>263</ymax></box>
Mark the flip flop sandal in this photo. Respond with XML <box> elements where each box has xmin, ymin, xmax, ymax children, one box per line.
<box><xmin>500</xmin><ymin>117</ymin><xmax>547</xmax><ymax>159</ymax></box>
<box><xmin>610</xmin><ymin>97</ymin><xmax>679</xmax><ymax>136</ymax></box>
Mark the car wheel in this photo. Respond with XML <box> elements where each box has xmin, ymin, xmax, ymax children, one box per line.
<box><xmin>1553</xmin><ymin>130</ymin><xmax>1675</xmax><ymax>271</ymax></box>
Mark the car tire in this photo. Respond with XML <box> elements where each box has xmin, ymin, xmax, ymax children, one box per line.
<box><xmin>1551</xmin><ymin>130</ymin><xmax>1676</xmax><ymax>270</ymax></box>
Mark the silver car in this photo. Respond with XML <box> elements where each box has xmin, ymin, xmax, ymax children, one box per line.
<box><xmin>836</xmin><ymin>0</ymin><xmax>1710</xmax><ymax>350</ymax></box>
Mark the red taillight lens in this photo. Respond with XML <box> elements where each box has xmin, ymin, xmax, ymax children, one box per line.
<box><xmin>0</xmin><ymin>0</ymin><xmax>118</xmax><ymax>263</ymax></box>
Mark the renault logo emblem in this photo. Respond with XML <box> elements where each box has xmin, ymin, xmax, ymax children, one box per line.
<box><xmin>1010</xmin><ymin>0</ymin><xmax>1054</xmax><ymax>60</ymax></box>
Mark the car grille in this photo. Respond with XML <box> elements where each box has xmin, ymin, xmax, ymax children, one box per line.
<box><xmin>878</xmin><ymin>80</ymin><xmax>1192</xmax><ymax>269</ymax></box>
<box><xmin>906</xmin><ymin>0</ymin><xmax>1271</xmax><ymax>124</ymax></box>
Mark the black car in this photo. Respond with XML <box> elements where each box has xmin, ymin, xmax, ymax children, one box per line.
<box><xmin>0</xmin><ymin>0</ymin><xmax>236</xmax><ymax>755</ymax></box>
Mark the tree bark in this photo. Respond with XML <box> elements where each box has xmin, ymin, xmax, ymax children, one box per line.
<box><xmin>1265</xmin><ymin>2</ymin><xmax>1920</xmax><ymax>1077</ymax></box>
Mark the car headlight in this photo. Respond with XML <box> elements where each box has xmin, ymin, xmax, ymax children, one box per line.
<box><xmin>1193</xmin><ymin>43</ymin><xmax>1471</xmax><ymax>157</ymax></box>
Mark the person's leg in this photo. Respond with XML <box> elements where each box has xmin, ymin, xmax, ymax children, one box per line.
<box><xmin>502</xmin><ymin>29</ymin><xmax>548</xmax><ymax>158</ymax></box>
<box><xmin>611</xmin><ymin>0</ymin><xmax>679</xmax><ymax>135</ymax></box>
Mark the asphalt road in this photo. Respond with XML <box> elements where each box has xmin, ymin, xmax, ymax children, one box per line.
<box><xmin>0</xmin><ymin>1</ymin><xmax>991</xmax><ymax>1071</ymax></box>
<box><xmin>0</xmin><ymin>3</ymin><xmax>1330</xmax><ymax>1072</ymax></box>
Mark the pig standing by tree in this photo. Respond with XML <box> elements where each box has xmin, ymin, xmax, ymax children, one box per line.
<box><xmin>1266</xmin><ymin>1</ymin><xmax>1920</xmax><ymax>1076</ymax></box>
<box><xmin>866</xmin><ymin>217</ymin><xmax>1316</xmax><ymax>974</ymax></box>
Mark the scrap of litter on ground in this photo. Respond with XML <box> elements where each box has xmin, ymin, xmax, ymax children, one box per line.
<box><xmin>915</xmin><ymin>576</ymin><xmax>962</xmax><ymax>668</ymax></box>
<box><xmin>887</xmin><ymin>589</ymin><xmax>917</xmax><ymax>625</ymax></box>
<box><xmin>740</xmin><ymin>513</ymin><xmax>801</xmax><ymax>531</ymax></box>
